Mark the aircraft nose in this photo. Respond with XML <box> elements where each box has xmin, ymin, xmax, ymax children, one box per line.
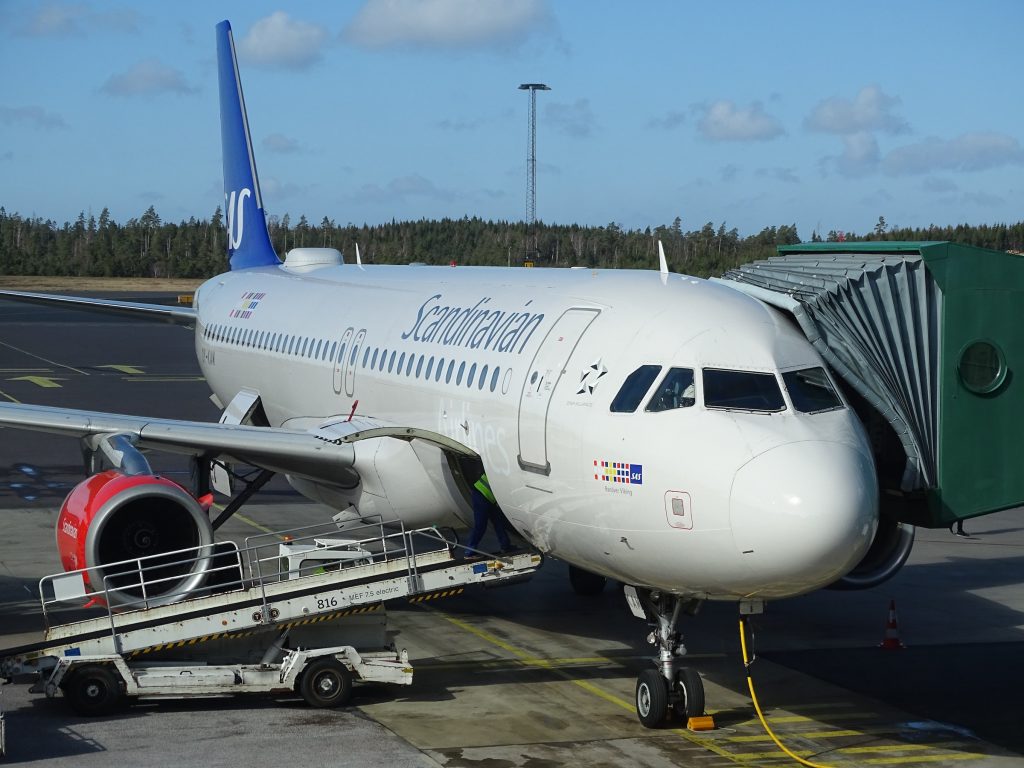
<box><xmin>730</xmin><ymin>441</ymin><xmax>878</xmax><ymax>596</ymax></box>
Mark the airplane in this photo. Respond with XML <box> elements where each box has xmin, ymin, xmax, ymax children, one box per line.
<box><xmin>0</xmin><ymin>20</ymin><xmax>886</xmax><ymax>727</ymax></box>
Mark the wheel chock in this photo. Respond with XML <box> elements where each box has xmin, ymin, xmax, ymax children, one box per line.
<box><xmin>687</xmin><ymin>715</ymin><xmax>716</xmax><ymax>731</ymax></box>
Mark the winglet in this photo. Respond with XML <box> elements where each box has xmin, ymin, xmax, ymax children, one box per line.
<box><xmin>658</xmin><ymin>240</ymin><xmax>669</xmax><ymax>275</ymax></box>
<box><xmin>355</xmin><ymin>243</ymin><xmax>363</xmax><ymax>267</ymax></box>
<box><xmin>216</xmin><ymin>20</ymin><xmax>279</xmax><ymax>271</ymax></box>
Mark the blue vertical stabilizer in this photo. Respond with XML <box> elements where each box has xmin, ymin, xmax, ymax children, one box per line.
<box><xmin>216</xmin><ymin>20</ymin><xmax>279</xmax><ymax>271</ymax></box>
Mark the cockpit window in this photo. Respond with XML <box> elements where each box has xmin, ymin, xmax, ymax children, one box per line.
<box><xmin>610</xmin><ymin>365</ymin><xmax>662</xmax><ymax>412</ymax></box>
<box><xmin>782</xmin><ymin>367</ymin><xmax>844</xmax><ymax>413</ymax></box>
<box><xmin>646</xmin><ymin>368</ymin><xmax>695</xmax><ymax>412</ymax></box>
<box><xmin>703</xmin><ymin>368</ymin><xmax>785</xmax><ymax>412</ymax></box>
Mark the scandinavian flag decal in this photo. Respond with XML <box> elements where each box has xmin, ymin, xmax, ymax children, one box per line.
<box><xmin>229</xmin><ymin>291</ymin><xmax>266</xmax><ymax>319</ymax></box>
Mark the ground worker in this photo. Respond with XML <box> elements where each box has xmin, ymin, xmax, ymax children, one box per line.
<box><xmin>466</xmin><ymin>471</ymin><xmax>512</xmax><ymax>555</ymax></box>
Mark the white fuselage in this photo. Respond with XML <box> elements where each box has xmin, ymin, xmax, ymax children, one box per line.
<box><xmin>193</xmin><ymin>262</ymin><xmax>878</xmax><ymax>600</ymax></box>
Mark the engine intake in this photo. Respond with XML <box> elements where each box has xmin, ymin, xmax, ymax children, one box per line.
<box><xmin>827</xmin><ymin>515</ymin><xmax>915</xmax><ymax>590</ymax></box>
<box><xmin>56</xmin><ymin>470</ymin><xmax>215</xmax><ymax>607</ymax></box>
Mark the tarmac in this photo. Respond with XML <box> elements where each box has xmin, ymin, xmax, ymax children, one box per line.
<box><xmin>1</xmin><ymin>295</ymin><xmax>1023</xmax><ymax>767</ymax></box>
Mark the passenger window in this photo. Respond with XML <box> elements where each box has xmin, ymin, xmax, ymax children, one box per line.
<box><xmin>646</xmin><ymin>368</ymin><xmax>696</xmax><ymax>412</ymax></box>
<box><xmin>782</xmin><ymin>367</ymin><xmax>844</xmax><ymax>413</ymax></box>
<box><xmin>610</xmin><ymin>365</ymin><xmax>662</xmax><ymax>413</ymax></box>
<box><xmin>704</xmin><ymin>369</ymin><xmax>785</xmax><ymax>412</ymax></box>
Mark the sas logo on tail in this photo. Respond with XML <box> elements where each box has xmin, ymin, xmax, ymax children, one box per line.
<box><xmin>225</xmin><ymin>187</ymin><xmax>251</xmax><ymax>250</ymax></box>
<box><xmin>594</xmin><ymin>460</ymin><xmax>642</xmax><ymax>485</ymax></box>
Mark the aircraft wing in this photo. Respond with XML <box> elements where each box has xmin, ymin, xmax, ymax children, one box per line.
<box><xmin>0</xmin><ymin>402</ymin><xmax>471</xmax><ymax>483</ymax></box>
<box><xmin>0</xmin><ymin>290</ymin><xmax>196</xmax><ymax>325</ymax></box>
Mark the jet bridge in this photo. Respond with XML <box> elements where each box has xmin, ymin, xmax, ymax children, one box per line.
<box><xmin>716</xmin><ymin>241</ymin><xmax>1024</xmax><ymax>528</ymax></box>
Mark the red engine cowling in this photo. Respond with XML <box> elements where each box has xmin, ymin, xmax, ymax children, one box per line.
<box><xmin>56</xmin><ymin>470</ymin><xmax>215</xmax><ymax>608</ymax></box>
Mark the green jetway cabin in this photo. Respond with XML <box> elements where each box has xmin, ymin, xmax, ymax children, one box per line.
<box><xmin>717</xmin><ymin>241</ymin><xmax>1023</xmax><ymax>528</ymax></box>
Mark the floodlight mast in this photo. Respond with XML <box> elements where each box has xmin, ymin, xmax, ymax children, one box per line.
<box><xmin>518</xmin><ymin>83</ymin><xmax>550</xmax><ymax>231</ymax></box>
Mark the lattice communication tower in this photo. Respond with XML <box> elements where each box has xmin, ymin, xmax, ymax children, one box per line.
<box><xmin>518</xmin><ymin>83</ymin><xmax>550</xmax><ymax>226</ymax></box>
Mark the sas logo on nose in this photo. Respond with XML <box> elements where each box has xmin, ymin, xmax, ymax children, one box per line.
<box><xmin>594</xmin><ymin>460</ymin><xmax>642</xmax><ymax>485</ymax></box>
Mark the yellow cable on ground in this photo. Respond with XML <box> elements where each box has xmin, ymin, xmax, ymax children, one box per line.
<box><xmin>739</xmin><ymin>617</ymin><xmax>835</xmax><ymax>768</ymax></box>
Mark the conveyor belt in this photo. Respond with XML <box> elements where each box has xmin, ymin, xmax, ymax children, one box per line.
<box><xmin>2</xmin><ymin>548</ymin><xmax>540</xmax><ymax>672</ymax></box>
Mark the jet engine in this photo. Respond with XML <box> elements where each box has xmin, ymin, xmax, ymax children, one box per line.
<box><xmin>56</xmin><ymin>470</ymin><xmax>215</xmax><ymax>607</ymax></box>
<box><xmin>827</xmin><ymin>516</ymin><xmax>915</xmax><ymax>590</ymax></box>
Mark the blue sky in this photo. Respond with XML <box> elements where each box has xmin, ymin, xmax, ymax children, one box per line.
<box><xmin>1</xmin><ymin>1</ymin><xmax>1022</xmax><ymax>239</ymax></box>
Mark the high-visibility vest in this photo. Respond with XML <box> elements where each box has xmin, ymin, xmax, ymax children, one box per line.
<box><xmin>474</xmin><ymin>473</ymin><xmax>496</xmax><ymax>505</ymax></box>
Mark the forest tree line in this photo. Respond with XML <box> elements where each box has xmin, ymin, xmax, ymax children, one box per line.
<box><xmin>1</xmin><ymin>205</ymin><xmax>1022</xmax><ymax>280</ymax></box>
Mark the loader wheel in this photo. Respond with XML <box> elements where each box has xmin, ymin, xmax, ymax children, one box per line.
<box><xmin>300</xmin><ymin>658</ymin><xmax>353</xmax><ymax>708</ymax></box>
<box><xmin>64</xmin><ymin>664</ymin><xmax>123</xmax><ymax>716</ymax></box>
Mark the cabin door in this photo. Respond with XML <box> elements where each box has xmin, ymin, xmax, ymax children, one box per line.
<box><xmin>517</xmin><ymin>308</ymin><xmax>599</xmax><ymax>474</ymax></box>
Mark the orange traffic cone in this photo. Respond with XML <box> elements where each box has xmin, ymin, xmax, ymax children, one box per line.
<box><xmin>878</xmin><ymin>599</ymin><xmax>906</xmax><ymax>649</ymax></box>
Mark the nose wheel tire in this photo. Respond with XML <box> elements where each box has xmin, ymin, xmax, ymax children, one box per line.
<box><xmin>299</xmin><ymin>658</ymin><xmax>353</xmax><ymax>708</ymax></box>
<box><xmin>636</xmin><ymin>669</ymin><xmax>669</xmax><ymax>728</ymax></box>
<box><xmin>673</xmin><ymin>667</ymin><xmax>705</xmax><ymax>721</ymax></box>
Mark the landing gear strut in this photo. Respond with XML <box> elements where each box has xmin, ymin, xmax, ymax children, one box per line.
<box><xmin>625</xmin><ymin>586</ymin><xmax>705</xmax><ymax>728</ymax></box>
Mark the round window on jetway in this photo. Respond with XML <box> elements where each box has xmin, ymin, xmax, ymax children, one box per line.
<box><xmin>958</xmin><ymin>340</ymin><xmax>1007</xmax><ymax>394</ymax></box>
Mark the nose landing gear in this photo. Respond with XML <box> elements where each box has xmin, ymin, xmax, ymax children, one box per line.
<box><xmin>625</xmin><ymin>586</ymin><xmax>705</xmax><ymax>728</ymax></box>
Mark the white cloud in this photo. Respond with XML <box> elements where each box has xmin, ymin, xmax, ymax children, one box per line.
<box><xmin>22</xmin><ymin>2</ymin><xmax>87</xmax><ymax>35</ymax></box>
<box><xmin>101</xmin><ymin>59</ymin><xmax>195</xmax><ymax>96</ymax></box>
<box><xmin>260</xmin><ymin>177</ymin><xmax>311</xmax><ymax>200</ymax></box>
<box><xmin>437</xmin><ymin>116</ymin><xmax>486</xmax><ymax>131</ymax></box>
<box><xmin>20</xmin><ymin>2</ymin><xmax>140</xmax><ymax>37</ymax></box>
<box><xmin>755</xmin><ymin>167</ymin><xmax>799</xmax><ymax>184</ymax></box>
<box><xmin>0</xmin><ymin>105</ymin><xmax>68</xmax><ymax>129</ymax></box>
<box><xmin>835</xmin><ymin>131</ymin><xmax>881</xmax><ymax>177</ymax></box>
<box><xmin>696</xmin><ymin>100</ymin><xmax>783</xmax><ymax>142</ymax></box>
<box><xmin>237</xmin><ymin>12</ymin><xmax>329</xmax><ymax>70</ymax></box>
<box><xmin>805</xmin><ymin>85</ymin><xmax>909</xmax><ymax>135</ymax></box>
<box><xmin>355</xmin><ymin>174</ymin><xmax>455</xmax><ymax>203</ymax></box>
<box><xmin>647</xmin><ymin>110</ymin><xmax>686</xmax><ymax>130</ymax></box>
<box><xmin>263</xmin><ymin>133</ymin><xmax>302</xmax><ymax>154</ymax></box>
<box><xmin>436</xmin><ymin>108</ymin><xmax>513</xmax><ymax>132</ymax></box>
<box><xmin>343</xmin><ymin>0</ymin><xmax>551</xmax><ymax>49</ymax></box>
<box><xmin>962</xmin><ymin>190</ymin><xmax>1004</xmax><ymax>207</ymax></box>
<box><xmin>883</xmin><ymin>132</ymin><xmax>1024</xmax><ymax>175</ymax></box>
<box><xmin>922</xmin><ymin>177</ymin><xmax>958</xmax><ymax>194</ymax></box>
<box><xmin>545</xmin><ymin>99</ymin><xmax>596</xmax><ymax>138</ymax></box>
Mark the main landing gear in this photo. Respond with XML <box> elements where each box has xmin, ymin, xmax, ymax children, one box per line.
<box><xmin>624</xmin><ymin>586</ymin><xmax>705</xmax><ymax>728</ymax></box>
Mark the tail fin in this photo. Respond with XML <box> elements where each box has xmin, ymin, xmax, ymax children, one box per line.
<box><xmin>216</xmin><ymin>20</ymin><xmax>279</xmax><ymax>271</ymax></box>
